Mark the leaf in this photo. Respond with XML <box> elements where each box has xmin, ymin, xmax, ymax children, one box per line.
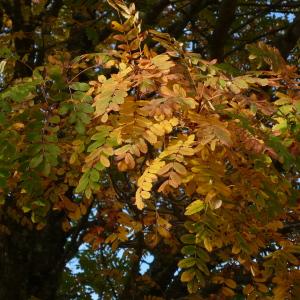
<box><xmin>196</xmin><ymin>248</ymin><xmax>210</xmax><ymax>262</ymax></box>
<box><xmin>225</xmin><ymin>279</ymin><xmax>237</xmax><ymax>289</ymax></box>
<box><xmin>187</xmin><ymin>279</ymin><xmax>199</xmax><ymax>294</ymax></box>
<box><xmin>135</xmin><ymin>188</ymin><xmax>145</xmax><ymax>210</ymax></box>
<box><xmin>243</xmin><ymin>284</ymin><xmax>255</xmax><ymax>295</ymax></box>
<box><xmin>180</xmin><ymin>234</ymin><xmax>196</xmax><ymax>244</ymax></box>
<box><xmin>100</xmin><ymin>155</ymin><xmax>110</xmax><ymax>167</ymax></box>
<box><xmin>212</xmin><ymin>125</ymin><xmax>232</xmax><ymax>147</ymax></box>
<box><xmin>181</xmin><ymin>245</ymin><xmax>196</xmax><ymax>255</ymax></box>
<box><xmin>181</xmin><ymin>269</ymin><xmax>195</xmax><ymax>282</ymax></box>
<box><xmin>203</xmin><ymin>238</ymin><xmax>213</xmax><ymax>252</ymax></box>
<box><xmin>49</xmin><ymin>115</ymin><xmax>60</xmax><ymax>124</ymax></box>
<box><xmin>151</xmin><ymin>54</ymin><xmax>174</xmax><ymax>71</ymax></box>
<box><xmin>69</xmin><ymin>82</ymin><xmax>90</xmax><ymax>91</ymax></box>
<box><xmin>169</xmin><ymin>171</ymin><xmax>181</xmax><ymax>188</ymax></box>
<box><xmin>30</xmin><ymin>154</ymin><xmax>43</xmax><ymax>168</ymax></box>
<box><xmin>157</xmin><ymin>226</ymin><xmax>171</xmax><ymax>238</ymax></box>
<box><xmin>173</xmin><ymin>162</ymin><xmax>187</xmax><ymax>175</ymax></box>
<box><xmin>90</xmin><ymin>169</ymin><xmax>99</xmax><ymax>182</ymax></box>
<box><xmin>141</xmin><ymin>190</ymin><xmax>151</xmax><ymax>199</ymax></box>
<box><xmin>76</xmin><ymin>173</ymin><xmax>89</xmax><ymax>193</ymax></box>
<box><xmin>185</xmin><ymin>200</ymin><xmax>205</xmax><ymax>216</ymax></box>
<box><xmin>178</xmin><ymin>257</ymin><xmax>196</xmax><ymax>269</ymax></box>
<box><xmin>156</xmin><ymin>163</ymin><xmax>173</xmax><ymax>176</ymax></box>
<box><xmin>222</xmin><ymin>287</ymin><xmax>235</xmax><ymax>297</ymax></box>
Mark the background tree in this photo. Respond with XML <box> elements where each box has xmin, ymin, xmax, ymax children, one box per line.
<box><xmin>0</xmin><ymin>1</ymin><xmax>299</xmax><ymax>299</ymax></box>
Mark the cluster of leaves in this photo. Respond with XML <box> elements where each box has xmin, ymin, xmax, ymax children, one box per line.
<box><xmin>0</xmin><ymin>1</ymin><xmax>299</xmax><ymax>299</ymax></box>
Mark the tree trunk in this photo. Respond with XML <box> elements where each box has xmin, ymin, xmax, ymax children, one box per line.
<box><xmin>0</xmin><ymin>210</ymin><xmax>67</xmax><ymax>300</ymax></box>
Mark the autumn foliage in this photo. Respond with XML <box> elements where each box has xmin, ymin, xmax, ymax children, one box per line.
<box><xmin>0</xmin><ymin>1</ymin><xmax>300</xmax><ymax>299</ymax></box>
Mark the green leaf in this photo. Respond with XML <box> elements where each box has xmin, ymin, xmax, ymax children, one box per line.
<box><xmin>49</xmin><ymin>115</ymin><xmax>60</xmax><ymax>124</ymax></box>
<box><xmin>180</xmin><ymin>234</ymin><xmax>196</xmax><ymax>244</ymax></box>
<box><xmin>90</xmin><ymin>169</ymin><xmax>100</xmax><ymax>182</ymax></box>
<box><xmin>22</xmin><ymin>206</ymin><xmax>31</xmax><ymax>213</ymax></box>
<box><xmin>185</xmin><ymin>200</ymin><xmax>205</xmax><ymax>216</ymax></box>
<box><xmin>75</xmin><ymin>121</ymin><xmax>85</xmax><ymax>134</ymax></box>
<box><xmin>196</xmin><ymin>248</ymin><xmax>210</xmax><ymax>262</ymax></box>
<box><xmin>187</xmin><ymin>279</ymin><xmax>199</xmax><ymax>294</ymax></box>
<box><xmin>33</xmin><ymin>200</ymin><xmax>46</xmax><ymax>207</ymax></box>
<box><xmin>181</xmin><ymin>245</ymin><xmax>196</xmax><ymax>255</ymax></box>
<box><xmin>70</xmin><ymin>82</ymin><xmax>90</xmax><ymax>91</ymax></box>
<box><xmin>76</xmin><ymin>173</ymin><xmax>89</xmax><ymax>193</ymax></box>
<box><xmin>196</xmin><ymin>259</ymin><xmax>209</xmax><ymax>275</ymax></box>
<box><xmin>178</xmin><ymin>257</ymin><xmax>196</xmax><ymax>269</ymax></box>
<box><xmin>30</xmin><ymin>154</ymin><xmax>43</xmax><ymax>168</ymax></box>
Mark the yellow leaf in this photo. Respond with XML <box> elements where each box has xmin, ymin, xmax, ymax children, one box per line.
<box><xmin>212</xmin><ymin>276</ymin><xmax>224</xmax><ymax>284</ymax></box>
<box><xmin>169</xmin><ymin>117</ymin><xmax>179</xmax><ymax>126</ymax></box>
<box><xmin>181</xmin><ymin>269</ymin><xmax>195</xmax><ymax>282</ymax></box>
<box><xmin>69</xmin><ymin>207</ymin><xmax>81</xmax><ymax>221</ymax></box>
<box><xmin>141</xmin><ymin>190</ymin><xmax>151</xmax><ymax>199</ymax></box>
<box><xmin>203</xmin><ymin>238</ymin><xmax>212</xmax><ymax>252</ymax></box>
<box><xmin>144</xmin><ymin>130</ymin><xmax>157</xmax><ymax>144</ymax></box>
<box><xmin>150</xmin><ymin>123</ymin><xmax>165</xmax><ymax>136</ymax></box>
<box><xmin>222</xmin><ymin>287</ymin><xmax>235</xmax><ymax>297</ymax></box>
<box><xmin>173</xmin><ymin>162</ymin><xmax>187</xmax><ymax>175</ymax></box>
<box><xmin>138</xmin><ymin>139</ymin><xmax>148</xmax><ymax>153</ymax></box>
<box><xmin>12</xmin><ymin>122</ymin><xmax>25</xmax><ymax>131</ymax></box>
<box><xmin>185</xmin><ymin>200</ymin><xmax>205</xmax><ymax>216</ymax></box>
<box><xmin>100</xmin><ymin>155</ymin><xmax>110</xmax><ymax>167</ymax></box>
<box><xmin>161</xmin><ymin>120</ymin><xmax>172</xmax><ymax>133</ymax></box>
<box><xmin>125</xmin><ymin>152</ymin><xmax>135</xmax><ymax>169</ymax></box>
<box><xmin>156</xmin><ymin>163</ymin><xmax>173</xmax><ymax>176</ymax></box>
<box><xmin>157</xmin><ymin>180</ymin><xmax>169</xmax><ymax>193</ymax></box>
<box><xmin>157</xmin><ymin>226</ymin><xmax>171</xmax><ymax>238</ymax></box>
<box><xmin>151</xmin><ymin>54</ymin><xmax>174</xmax><ymax>71</ymax></box>
<box><xmin>173</xmin><ymin>84</ymin><xmax>186</xmax><ymax>97</ymax></box>
<box><xmin>212</xmin><ymin>125</ymin><xmax>232</xmax><ymax>147</ymax></box>
<box><xmin>141</xmin><ymin>181</ymin><xmax>152</xmax><ymax>192</ymax></box>
<box><xmin>115</xmin><ymin>144</ymin><xmax>132</xmax><ymax>156</ymax></box>
<box><xmin>225</xmin><ymin>279</ymin><xmax>237</xmax><ymax>289</ymax></box>
<box><xmin>243</xmin><ymin>284</ymin><xmax>254</xmax><ymax>295</ymax></box>
<box><xmin>111</xmin><ymin>21</ymin><xmax>125</xmax><ymax>32</ymax></box>
<box><xmin>210</xmin><ymin>199</ymin><xmax>222</xmax><ymax>209</ymax></box>
<box><xmin>169</xmin><ymin>171</ymin><xmax>181</xmax><ymax>188</ymax></box>
<box><xmin>135</xmin><ymin>189</ymin><xmax>145</xmax><ymax>210</ymax></box>
<box><xmin>143</xmin><ymin>173</ymin><xmax>158</xmax><ymax>183</ymax></box>
<box><xmin>157</xmin><ymin>215</ymin><xmax>171</xmax><ymax>229</ymax></box>
<box><xmin>69</xmin><ymin>153</ymin><xmax>78</xmax><ymax>164</ymax></box>
<box><xmin>160</xmin><ymin>85</ymin><xmax>173</xmax><ymax>96</ymax></box>
<box><xmin>257</xmin><ymin>283</ymin><xmax>268</xmax><ymax>293</ymax></box>
<box><xmin>180</xmin><ymin>147</ymin><xmax>194</xmax><ymax>156</ymax></box>
<box><xmin>232</xmin><ymin>244</ymin><xmax>241</xmax><ymax>254</ymax></box>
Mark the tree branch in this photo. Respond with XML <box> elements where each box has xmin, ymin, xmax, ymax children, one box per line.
<box><xmin>274</xmin><ymin>12</ymin><xmax>300</xmax><ymax>58</ymax></box>
<box><xmin>223</xmin><ymin>24</ymin><xmax>289</xmax><ymax>58</ymax></box>
<box><xmin>163</xmin><ymin>0</ymin><xmax>211</xmax><ymax>39</ymax></box>
<box><xmin>209</xmin><ymin>0</ymin><xmax>238</xmax><ymax>61</ymax></box>
<box><xmin>230</xmin><ymin>0</ymin><xmax>282</xmax><ymax>35</ymax></box>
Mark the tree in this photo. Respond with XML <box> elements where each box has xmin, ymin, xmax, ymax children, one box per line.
<box><xmin>0</xmin><ymin>0</ymin><xmax>299</xmax><ymax>299</ymax></box>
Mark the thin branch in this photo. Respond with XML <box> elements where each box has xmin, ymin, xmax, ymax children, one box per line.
<box><xmin>238</xmin><ymin>2</ymin><xmax>300</xmax><ymax>8</ymax></box>
<box><xmin>100</xmin><ymin>246</ymin><xmax>118</xmax><ymax>299</ymax></box>
<box><xmin>163</xmin><ymin>0</ymin><xmax>212</xmax><ymax>39</ymax></box>
<box><xmin>274</xmin><ymin>12</ymin><xmax>300</xmax><ymax>58</ymax></box>
<box><xmin>223</xmin><ymin>24</ymin><xmax>289</xmax><ymax>58</ymax></box>
<box><xmin>230</xmin><ymin>0</ymin><xmax>283</xmax><ymax>35</ymax></box>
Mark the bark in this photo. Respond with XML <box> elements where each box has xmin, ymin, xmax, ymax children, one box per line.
<box><xmin>0</xmin><ymin>209</ymin><xmax>67</xmax><ymax>300</ymax></box>
<box><xmin>209</xmin><ymin>0</ymin><xmax>238</xmax><ymax>61</ymax></box>
<box><xmin>275</xmin><ymin>12</ymin><xmax>300</xmax><ymax>58</ymax></box>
